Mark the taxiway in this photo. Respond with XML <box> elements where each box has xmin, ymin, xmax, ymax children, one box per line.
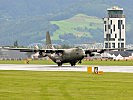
<box><xmin>0</xmin><ymin>64</ymin><xmax>133</xmax><ymax>73</ymax></box>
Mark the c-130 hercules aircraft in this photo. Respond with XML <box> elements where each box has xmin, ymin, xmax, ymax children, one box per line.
<box><xmin>4</xmin><ymin>32</ymin><xmax>117</xmax><ymax>66</ymax></box>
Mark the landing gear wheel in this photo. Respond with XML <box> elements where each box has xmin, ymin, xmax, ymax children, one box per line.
<box><xmin>57</xmin><ymin>63</ymin><xmax>62</xmax><ymax>66</ymax></box>
<box><xmin>78</xmin><ymin>60</ymin><xmax>82</xmax><ymax>64</ymax></box>
<box><xmin>70</xmin><ymin>62</ymin><xmax>76</xmax><ymax>66</ymax></box>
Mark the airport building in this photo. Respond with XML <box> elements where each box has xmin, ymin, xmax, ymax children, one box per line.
<box><xmin>103</xmin><ymin>6</ymin><xmax>126</xmax><ymax>50</ymax></box>
<box><xmin>0</xmin><ymin>48</ymin><xmax>28</xmax><ymax>60</ymax></box>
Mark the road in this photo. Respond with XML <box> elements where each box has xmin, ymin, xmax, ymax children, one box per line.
<box><xmin>0</xmin><ymin>64</ymin><xmax>133</xmax><ymax>73</ymax></box>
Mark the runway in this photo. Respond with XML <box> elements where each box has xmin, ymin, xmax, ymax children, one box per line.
<box><xmin>0</xmin><ymin>64</ymin><xmax>133</xmax><ymax>73</ymax></box>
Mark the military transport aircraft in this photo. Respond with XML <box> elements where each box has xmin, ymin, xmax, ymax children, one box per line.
<box><xmin>3</xmin><ymin>32</ymin><xmax>118</xmax><ymax>66</ymax></box>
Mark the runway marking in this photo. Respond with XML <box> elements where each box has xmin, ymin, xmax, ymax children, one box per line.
<box><xmin>0</xmin><ymin>64</ymin><xmax>133</xmax><ymax>73</ymax></box>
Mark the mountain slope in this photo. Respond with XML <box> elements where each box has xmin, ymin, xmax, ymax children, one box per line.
<box><xmin>50</xmin><ymin>14</ymin><xmax>103</xmax><ymax>44</ymax></box>
<box><xmin>0</xmin><ymin>0</ymin><xmax>133</xmax><ymax>45</ymax></box>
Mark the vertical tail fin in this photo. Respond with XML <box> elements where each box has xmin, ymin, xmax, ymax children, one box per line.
<box><xmin>46</xmin><ymin>31</ymin><xmax>52</xmax><ymax>45</ymax></box>
<box><xmin>46</xmin><ymin>31</ymin><xmax>54</xmax><ymax>49</ymax></box>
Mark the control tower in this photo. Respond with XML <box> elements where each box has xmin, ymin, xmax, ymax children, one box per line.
<box><xmin>103</xmin><ymin>6</ymin><xmax>125</xmax><ymax>51</ymax></box>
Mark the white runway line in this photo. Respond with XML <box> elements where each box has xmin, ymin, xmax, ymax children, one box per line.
<box><xmin>0</xmin><ymin>64</ymin><xmax>87</xmax><ymax>72</ymax></box>
<box><xmin>0</xmin><ymin>64</ymin><xmax>133</xmax><ymax>73</ymax></box>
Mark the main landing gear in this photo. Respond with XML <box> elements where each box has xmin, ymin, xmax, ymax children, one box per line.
<box><xmin>70</xmin><ymin>62</ymin><xmax>76</xmax><ymax>66</ymax></box>
<box><xmin>57</xmin><ymin>63</ymin><xmax>62</xmax><ymax>66</ymax></box>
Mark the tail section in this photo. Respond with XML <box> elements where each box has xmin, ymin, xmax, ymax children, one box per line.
<box><xmin>46</xmin><ymin>31</ymin><xmax>52</xmax><ymax>45</ymax></box>
<box><xmin>46</xmin><ymin>31</ymin><xmax>54</xmax><ymax>49</ymax></box>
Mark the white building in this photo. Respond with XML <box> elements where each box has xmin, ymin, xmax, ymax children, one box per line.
<box><xmin>103</xmin><ymin>6</ymin><xmax>126</xmax><ymax>51</ymax></box>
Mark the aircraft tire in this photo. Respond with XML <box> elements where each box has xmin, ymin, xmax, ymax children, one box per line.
<box><xmin>70</xmin><ymin>62</ymin><xmax>76</xmax><ymax>66</ymax></box>
<box><xmin>57</xmin><ymin>63</ymin><xmax>62</xmax><ymax>66</ymax></box>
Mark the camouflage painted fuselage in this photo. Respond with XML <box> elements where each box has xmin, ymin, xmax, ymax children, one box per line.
<box><xmin>47</xmin><ymin>48</ymin><xmax>85</xmax><ymax>66</ymax></box>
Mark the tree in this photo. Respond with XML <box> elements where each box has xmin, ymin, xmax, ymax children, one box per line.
<box><xmin>14</xmin><ymin>40</ymin><xmax>18</xmax><ymax>47</ymax></box>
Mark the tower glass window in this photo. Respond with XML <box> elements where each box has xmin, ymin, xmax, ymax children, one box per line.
<box><xmin>121</xmin><ymin>43</ymin><xmax>124</xmax><ymax>48</ymax></box>
<box><xmin>105</xmin><ymin>25</ymin><xmax>107</xmax><ymax>31</ymax></box>
<box><xmin>110</xmin><ymin>20</ymin><xmax>112</xmax><ymax>24</ymax></box>
<box><xmin>122</xmin><ymin>24</ymin><xmax>124</xmax><ymax>29</ymax></box>
<box><xmin>118</xmin><ymin>43</ymin><xmax>120</xmax><ymax>48</ymax></box>
<box><xmin>118</xmin><ymin>20</ymin><xmax>121</xmax><ymax>29</ymax></box>
<box><xmin>115</xmin><ymin>34</ymin><xmax>117</xmax><ymax>38</ymax></box>
<box><xmin>106</xmin><ymin>34</ymin><xmax>111</xmax><ymax>39</ymax></box>
<box><xmin>108</xmin><ymin>10</ymin><xmax>123</xmax><ymax>15</ymax></box>
<box><xmin>118</xmin><ymin>20</ymin><xmax>123</xmax><ymax>29</ymax></box>
<box><xmin>104</xmin><ymin>21</ymin><xmax>106</xmax><ymax>24</ymax></box>
<box><xmin>112</xmin><ymin>43</ymin><xmax>115</xmax><ymax>48</ymax></box>
<box><xmin>109</xmin><ymin>43</ymin><xmax>111</xmax><ymax>48</ymax></box>
<box><xmin>114</xmin><ymin>25</ymin><xmax>115</xmax><ymax>31</ymax></box>
<box><xmin>105</xmin><ymin>43</ymin><xmax>108</xmax><ymax>48</ymax></box>
<box><xmin>111</xmin><ymin>29</ymin><xmax>112</xmax><ymax>34</ymax></box>
<box><xmin>108</xmin><ymin>25</ymin><xmax>111</xmax><ymax>29</ymax></box>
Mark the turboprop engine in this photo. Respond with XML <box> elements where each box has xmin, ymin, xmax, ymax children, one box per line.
<box><xmin>31</xmin><ymin>52</ymin><xmax>40</xmax><ymax>59</ymax></box>
<box><xmin>31</xmin><ymin>45</ymin><xmax>47</xmax><ymax>59</ymax></box>
<box><xmin>38</xmin><ymin>51</ymin><xmax>47</xmax><ymax>58</ymax></box>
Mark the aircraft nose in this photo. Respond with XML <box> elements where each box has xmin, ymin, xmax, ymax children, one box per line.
<box><xmin>82</xmin><ymin>49</ymin><xmax>86</xmax><ymax>56</ymax></box>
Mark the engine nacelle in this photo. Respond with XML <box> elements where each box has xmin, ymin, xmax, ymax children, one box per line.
<box><xmin>31</xmin><ymin>52</ymin><xmax>39</xmax><ymax>59</ymax></box>
<box><xmin>89</xmin><ymin>53</ymin><xmax>95</xmax><ymax>57</ymax></box>
<box><xmin>90</xmin><ymin>52</ymin><xmax>101</xmax><ymax>57</ymax></box>
<box><xmin>39</xmin><ymin>52</ymin><xmax>47</xmax><ymax>57</ymax></box>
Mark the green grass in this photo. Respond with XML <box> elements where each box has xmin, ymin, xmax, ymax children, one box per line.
<box><xmin>0</xmin><ymin>60</ymin><xmax>55</xmax><ymax>65</ymax></box>
<box><xmin>0</xmin><ymin>59</ymin><xmax>133</xmax><ymax>66</ymax></box>
<box><xmin>81</xmin><ymin>60</ymin><xmax>133</xmax><ymax>66</ymax></box>
<box><xmin>0</xmin><ymin>71</ymin><xmax>133</xmax><ymax>100</ymax></box>
<box><xmin>50</xmin><ymin>14</ymin><xmax>103</xmax><ymax>40</ymax></box>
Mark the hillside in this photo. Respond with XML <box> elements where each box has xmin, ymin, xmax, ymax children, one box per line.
<box><xmin>50</xmin><ymin>14</ymin><xmax>103</xmax><ymax>44</ymax></box>
<box><xmin>0</xmin><ymin>0</ymin><xmax>133</xmax><ymax>45</ymax></box>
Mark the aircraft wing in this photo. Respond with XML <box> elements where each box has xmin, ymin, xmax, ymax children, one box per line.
<box><xmin>3</xmin><ymin>47</ymin><xmax>38</xmax><ymax>52</ymax></box>
<box><xmin>44</xmin><ymin>49</ymin><xmax>64</xmax><ymax>53</ymax></box>
<box><xmin>3</xmin><ymin>47</ymin><xmax>65</xmax><ymax>53</ymax></box>
<box><xmin>84</xmin><ymin>48</ymin><xmax>126</xmax><ymax>56</ymax></box>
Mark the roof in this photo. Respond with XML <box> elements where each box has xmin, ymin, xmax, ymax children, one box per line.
<box><xmin>107</xmin><ymin>6</ymin><xmax>123</xmax><ymax>11</ymax></box>
<box><xmin>108</xmin><ymin>51</ymin><xmax>132</xmax><ymax>57</ymax></box>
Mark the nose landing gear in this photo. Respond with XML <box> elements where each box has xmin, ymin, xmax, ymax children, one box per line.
<box><xmin>56</xmin><ymin>60</ymin><xmax>62</xmax><ymax>66</ymax></box>
<box><xmin>57</xmin><ymin>63</ymin><xmax>62</xmax><ymax>66</ymax></box>
<box><xmin>78</xmin><ymin>60</ymin><xmax>82</xmax><ymax>64</ymax></box>
<box><xmin>70</xmin><ymin>62</ymin><xmax>76</xmax><ymax>66</ymax></box>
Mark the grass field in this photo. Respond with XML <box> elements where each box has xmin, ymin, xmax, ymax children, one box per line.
<box><xmin>81</xmin><ymin>60</ymin><xmax>133</xmax><ymax>66</ymax></box>
<box><xmin>0</xmin><ymin>59</ymin><xmax>133</xmax><ymax>66</ymax></box>
<box><xmin>0</xmin><ymin>71</ymin><xmax>133</xmax><ymax>100</ymax></box>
